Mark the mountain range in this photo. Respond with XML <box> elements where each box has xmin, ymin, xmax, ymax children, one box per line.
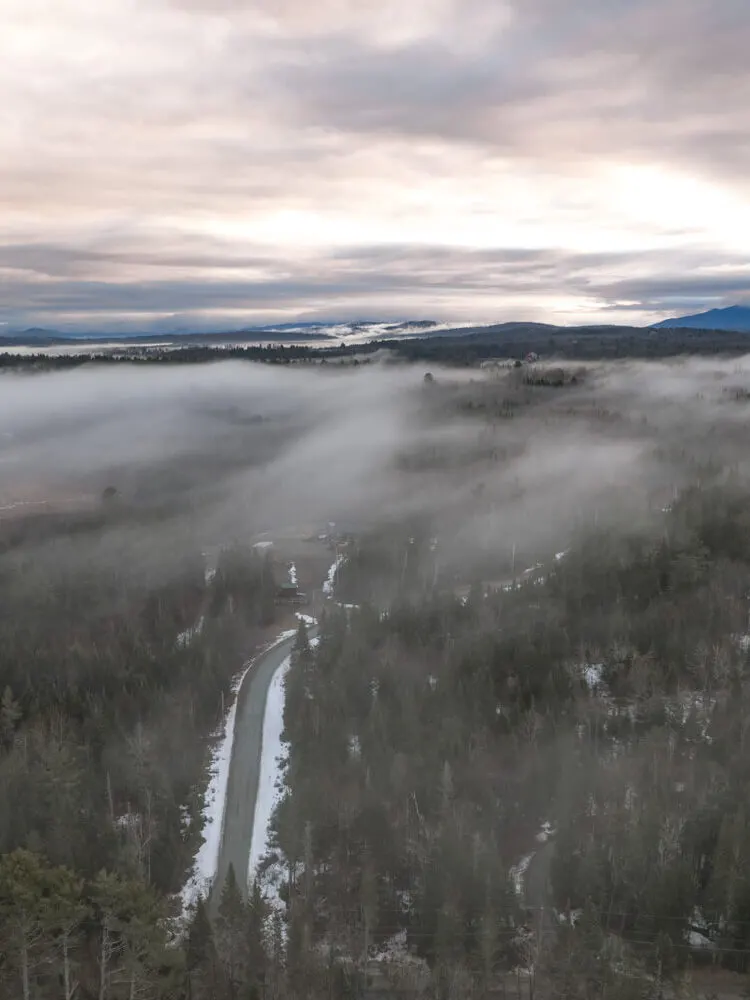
<box><xmin>651</xmin><ymin>305</ymin><xmax>750</xmax><ymax>333</ymax></box>
<box><xmin>3</xmin><ymin>307</ymin><xmax>750</xmax><ymax>347</ymax></box>
<box><xmin>0</xmin><ymin>320</ymin><xmax>443</xmax><ymax>346</ymax></box>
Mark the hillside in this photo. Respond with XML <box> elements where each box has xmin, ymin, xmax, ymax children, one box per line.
<box><xmin>651</xmin><ymin>305</ymin><xmax>750</xmax><ymax>333</ymax></box>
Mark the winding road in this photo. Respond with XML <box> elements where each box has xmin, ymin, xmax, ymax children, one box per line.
<box><xmin>207</xmin><ymin>549</ymin><xmax>553</xmax><ymax>916</ymax></box>
<box><xmin>210</xmin><ymin>626</ymin><xmax>317</xmax><ymax>912</ymax></box>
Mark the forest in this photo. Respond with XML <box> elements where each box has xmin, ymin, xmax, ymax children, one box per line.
<box><xmin>3</xmin><ymin>319</ymin><xmax>750</xmax><ymax>376</ymax></box>
<box><xmin>3</xmin><ymin>354</ymin><xmax>750</xmax><ymax>998</ymax></box>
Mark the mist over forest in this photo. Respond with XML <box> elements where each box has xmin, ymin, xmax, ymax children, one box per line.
<box><xmin>3</xmin><ymin>351</ymin><xmax>750</xmax><ymax>999</ymax></box>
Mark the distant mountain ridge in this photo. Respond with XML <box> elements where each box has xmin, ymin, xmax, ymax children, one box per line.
<box><xmin>651</xmin><ymin>305</ymin><xmax>750</xmax><ymax>333</ymax></box>
<box><xmin>0</xmin><ymin>319</ymin><xmax>441</xmax><ymax>345</ymax></box>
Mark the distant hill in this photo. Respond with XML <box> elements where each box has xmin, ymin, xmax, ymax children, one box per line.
<box><xmin>0</xmin><ymin>320</ymin><xmax>433</xmax><ymax>345</ymax></box>
<box><xmin>651</xmin><ymin>305</ymin><xmax>750</xmax><ymax>333</ymax></box>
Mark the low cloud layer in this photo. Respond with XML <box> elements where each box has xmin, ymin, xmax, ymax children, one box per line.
<box><xmin>5</xmin><ymin>356</ymin><xmax>750</xmax><ymax>591</ymax></box>
<box><xmin>2</xmin><ymin>0</ymin><xmax>749</xmax><ymax>331</ymax></box>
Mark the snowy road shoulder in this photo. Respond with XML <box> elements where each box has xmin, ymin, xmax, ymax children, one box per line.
<box><xmin>248</xmin><ymin>632</ymin><xmax>320</xmax><ymax>888</ymax></box>
<box><xmin>179</xmin><ymin>628</ymin><xmax>297</xmax><ymax>914</ymax></box>
<box><xmin>247</xmin><ymin>654</ymin><xmax>291</xmax><ymax>881</ymax></box>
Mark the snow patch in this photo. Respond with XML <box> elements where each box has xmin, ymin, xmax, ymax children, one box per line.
<box><xmin>180</xmin><ymin>628</ymin><xmax>297</xmax><ymax>913</ymax></box>
<box><xmin>371</xmin><ymin>928</ymin><xmax>424</xmax><ymax>965</ymax></box>
<box><xmin>510</xmin><ymin>853</ymin><xmax>535</xmax><ymax>898</ymax></box>
<box><xmin>114</xmin><ymin>811</ymin><xmax>140</xmax><ymax>830</ymax></box>
<box><xmin>248</xmin><ymin>655</ymin><xmax>292</xmax><ymax>882</ymax></box>
<box><xmin>323</xmin><ymin>554</ymin><xmax>345</xmax><ymax>596</ymax></box>
<box><xmin>180</xmin><ymin>804</ymin><xmax>192</xmax><ymax>832</ymax></box>
<box><xmin>583</xmin><ymin>663</ymin><xmax>604</xmax><ymax>690</ymax></box>
<box><xmin>687</xmin><ymin>930</ymin><xmax>715</xmax><ymax>950</ymax></box>
<box><xmin>176</xmin><ymin>616</ymin><xmax>204</xmax><ymax>648</ymax></box>
<box><xmin>536</xmin><ymin>821</ymin><xmax>555</xmax><ymax>843</ymax></box>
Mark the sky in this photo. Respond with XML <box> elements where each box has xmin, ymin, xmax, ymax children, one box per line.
<box><xmin>2</xmin><ymin>0</ymin><xmax>750</xmax><ymax>333</ymax></box>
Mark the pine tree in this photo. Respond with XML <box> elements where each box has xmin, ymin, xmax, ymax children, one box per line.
<box><xmin>187</xmin><ymin>896</ymin><xmax>213</xmax><ymax>971</ymax></box>
<box><xmin>186</xmin><ymin>896</ymin><xmax>220</xmax><ymax>999</ymax></box>
<box><xmin>91</xmin><ymin>868</ymin><xmax>171</xmax><ymax>1000</ymax></box>
<box><xmin>0</xmin><ymin>849</ymin><xmax>52</xmax><ymax>1000</ymax></box>
<box><xmin>0</xmin><ymin>684</ymin><xmax>21</xmax><ymax>746</ymax></box>
<box><xmin>45</xmin><ymin>864</ymin><xmax>89</xmax><ymax>1000</ymax></box>
<box><xmin>246</xmin><ymin>881</ymin><xmax>268</xmax><ymax>1000</ymax></box>
<box><xmin>216</xmin><ymin>864</ymin><xmax>248</xmax><ymax>999</ymax></box>
<box><xmin>292</xmin><ymin>619</ymin><xmax>313</xmax><ymax>671</ymax></box>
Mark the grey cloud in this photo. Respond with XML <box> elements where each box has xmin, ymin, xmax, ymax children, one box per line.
<box><xmin>594</xmin><ymin>274</ymin><xmax>750</xmax><ymax>310</ymax></box>
<box><xmin>2</xmin><ymin>239</ymin><xmax>748</xmax><ymax>328</ymax></box>
<box><xmin>2</xmin><ymin>0</ymin><xmax>749</xmax><ymax>328</ymax></box>
<box><xmin>266</xmin><ymin>0</ymin><xmax>750</xmax><ymax>184</ymax></box>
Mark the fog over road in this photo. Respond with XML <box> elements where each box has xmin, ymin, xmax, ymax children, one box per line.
<box><xmin>210</xmin><ymin>626</ymin><xmax>317</xmax><ymax>911</ymax></box>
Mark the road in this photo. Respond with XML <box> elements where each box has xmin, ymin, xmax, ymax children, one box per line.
<box><xmin>210</xmin><ymin>626</ymin><xmax>316</xmax><ymax>912</ymax></box>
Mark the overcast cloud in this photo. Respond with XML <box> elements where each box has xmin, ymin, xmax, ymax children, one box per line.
<box><xmin>2</xmin><ymin>0</ymin><xmax>749</xmax><ymax>332</ymax></box>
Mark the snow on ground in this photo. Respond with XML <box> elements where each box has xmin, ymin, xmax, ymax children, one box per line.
<box><xmin>288</xmin><ymin>562</ymin><xmax>297</xmax><ymax>586</ymax></box>
<box><xmin>370</xmin><ymin>928</ymin><xmax>427</xmax><ymax>967</ymax></box>
<box><xmin>555</xmin><ymin>550</ymin><xmax>569</xmax><ymax>562</ymax></box>
<box><xmin>323</xmin><ymin>554</ymin><xmax>345</xmax><ymax>596</ymax></box>
<box><xmin>176</xmin><ymin>616</ymin><xmax>204</xmax><ymax>648</ymax></box>
<box><xmin>180</xmin><ymin>628</ymin><xmax>297</xmax><ymax>913</ymax></box>
<box><xmin>248</xmin><ymin>654</ymin><xmax>292</xmax><ymax>883</ymax></box>
<box><xmin>536</xmin><ymin>821</ymin><xmax>555</xmax><ymax>843</ymax></box>
<box><xmin>509</xmin><ymin>853</ymin><xmax>535</xmax><ymax>898</ymax></box>
<box><xmin>687</xmin><ymin>930</ymin><xmax>716</xmax><ymax>950</ymax></box>
<box><xmin>114</xmin><ymin>811</ymin><xmax>140</xmax><ymax>830</ymax></box>
<box><xmin>295</xmin><ymin>612</ymin><xmax>316</xmax><ymax>626</ymax></box>
<box><xmin>583</xmin><ymin>662</ymin><xmax>604</xmax><ymax>690</ymax></box>
<box><xmin>180</xmin><ymin>692</ymin><xmax>241</xmax><ymax>909</ymax></box>
<box><xmin>247</xmin><ymin>627</ymin><xmax>320</xmax><ymax>881</ymax></box>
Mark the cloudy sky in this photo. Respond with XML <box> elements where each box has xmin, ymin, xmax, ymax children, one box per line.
<box><xmin>2</xmin><ymin>0</ymin><xmax>749</xmax><ymax>333</ymax></box>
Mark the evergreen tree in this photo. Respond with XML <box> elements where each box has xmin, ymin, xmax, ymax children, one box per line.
<box><xmin>0</xmin><ymin>684</ymin><xmax>21</xmax><ymax>746</ymax></box>
<box><xmin>186</xmin><ymin>896</ymin><xmax>221</xmax><ymax>999</ymax></box>
<box><xmin>0</xmin><ymin>849</ymin><xmax>52</xmax><ymax>1000</ymax></box>
<box><xmin>246</xmin><ymin>881</ymin><xmax>268</xmax><ymax>1000</ymax></box>
<box><xmin>45</xmin><ymin>864</ymin><xmax>89</xmax><ymax>1000</ymax></box>
<box><xmin>216</xmin><ymin>864</ymin><xmax>248</xmax><ymax>999</ymax></box>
